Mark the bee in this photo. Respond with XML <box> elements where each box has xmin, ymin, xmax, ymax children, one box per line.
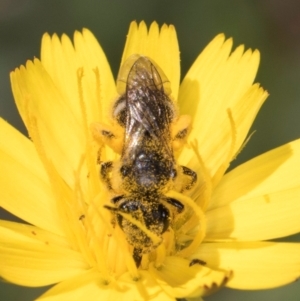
<box><xmin>94</xmin><ymin>55</ymin><xmax>197</xmax><ymax>267</ymax></box>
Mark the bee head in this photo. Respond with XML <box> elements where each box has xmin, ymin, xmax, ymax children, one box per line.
<box><xmin>104</xmin><ymin>195</ymin><xmax>170</xmax><ymax>252</ymax></box>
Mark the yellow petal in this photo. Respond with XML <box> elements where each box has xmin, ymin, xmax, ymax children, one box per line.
<box><xmin>37</xmin><ymin>270</ymin><xmax>174</xmax><ymax>301</ymax></box>
<box><xmin>11</xmin><ymin>60</ymin><xmax>86</xmax><ymax>187</ymax></box>
<box><xmin>121</xmin><ymin>21</ymin><xmax>180</xmax><ymax>99</ymax></box>
<box><xmin>0</xmin><ymin>119</ymin><xmax>63</xmax><ymax>235</ymax></box>
<box><xmin>40</xmin><ymin>33</ymin><xmax>82</xmax><ymax>122</ymax></box>
<box><xmin>41</xmin><ymin>30</ymin><xmax>116</xmax><ymax>125</ymax></box>
<box><xmin>196</xmin><ymin>242</ymin><xmax>300</xmax><ymax>289</ymax></box>
<box><xmin>206</xmin><ymin>139</ymin><xmax>300</xmax><ymax>241</ymax></box>
<box><xmin>206</xmin><ymin>186</ymin><xmax>300</xmax><ymax>241</ymax></box>
<box><xmin>37</xmin><ymin>270</ymin><xmax>106</xmax><ymax>301</ymax></box>
<box><xmin>0</xmin><ymin>220</ymin><xmax>70</xmax><ymax>249</ymax></box>
<box><xmin>73</xmin><ymin>29</ymin><xmax>117</xmax><ymax>122</ymax></box>
<box><xmin>118</xmin><ymin>271</ymin><xmax>175</xmax><ymax>301</ymax></box>
<box><xmin>210</xmin><ymin>139</ymin><xmax>300</xmax><ymax>210</ymax></box>
<box><xmin>0</xmin><ymin>240</ymin><xmax>88</xmax><ymax>287</ymax></box>
<box><xmin>178</xmin><ymin>34</ymin><xmax>267</xmax><ymax>182</ymax></box>
<box><xmin>149</xmin><ymin>256</ymin><xmax>229</xmax><ymax>298</ymax></box>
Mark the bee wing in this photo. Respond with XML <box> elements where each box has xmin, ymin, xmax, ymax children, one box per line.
<box><xmin>122</xmin><ymin>56</ymin><xmax>175</xmax><ymax>160</ymax></box>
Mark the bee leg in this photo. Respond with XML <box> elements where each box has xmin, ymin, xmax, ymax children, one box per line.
<box><xmin>133</xmin><ymin>247</ymin><xmax>142</xmax><ymax>268</ymax></box>
<box><xmin>181</xmin><ymin>166</ymin><xmax>197</xmax><ymax>191</ymax></box>
<box><xmin>172</xmin><ymin>115</ymin><xmax>192</xmax><ymax>151</ymax></box>
<box><xmin>165</xmin><ymin>198</ymin><xmax>184</xmax><ymax>213</ymax></box>
<box><xmin>91</xmin><ymin>122</ymin><xmax>124</xmax><ymax>154</ymax></box>
<box><xmin>100</xmin><ymin>161</ymin><xmax>114</xmax><ymax>190</ymax></box>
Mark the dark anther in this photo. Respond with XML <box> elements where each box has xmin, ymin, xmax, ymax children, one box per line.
<box><xmin>175</xmin><ymin>128</ymin><xmax>188</xmax><ymax>139</ymax></box>
<box><xmin>181</xmin><ymin>165</ymin><xmax>197</xmax><ymax>191</ymax></box>
<box><xmin>101</xmin><ymin>130</ymin><xmax>114</xmax><ymax>139</ymax></box>
<box><xmin>189</xmin><ymin>258</ymin><xmax>206</xmax><ymax>267</ymax></box>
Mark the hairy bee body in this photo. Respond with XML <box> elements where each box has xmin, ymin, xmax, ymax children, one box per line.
<box><xmin>98</xmin><ymin>55</ymin><xmax>197</xmax><ymax>266</ymax></box>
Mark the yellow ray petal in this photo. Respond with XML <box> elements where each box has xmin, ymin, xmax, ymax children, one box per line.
<box><xmin>36</xmin><ymin>270</ymin><xmax>106</xmax><ymax>301</ymax></box>
<box><xmin>0</xmin><ymin>119</ymin><xmax>63</xmax><ymax>235</ymax></box>
<box><xmin>0</xmin><ymin>241</ymin><xmax>88</xmax><ymax>287</ymax></box>
<box><xmin>206</xmin><ymin>186</ymin><xmax>300</xmax><ymax>241</ymax></box>
<box><xmin>121</xmin><ymin>21</ymin><xmax>180</xmax><ymax>99</ymax></box>
<box><xmin>37</xmin><ymin>270</ymin><xmax>174</xmax><ymax>301</ymax></box>
<box><xmin>40</xmin><ymin>33</ymin><xmax>82</xmax><ymax>122</ymax></box>
<box><xmin>0</xmin><ymin>220</ymin><xmax>70</xmax><ymax>249</ymax></box>
<box><xmin>118</xmin><ymin>271</ymin><xmax>175</xmax><ymax>301</ymax></box>
<box><xmin>11</xmin><ymin>60</ymin><xmax>86</xmax><ymax>187</ymax></box>
<box><xmin>178</xmin><ymin>34</ymin><xmax>267</xmax><ymax>182</ymax></box>
<box><xmin>195</xmin><ymin>242</ymin><xmax>300</xmax><ymax>289</ymax></box>
<box><xmin>149</xmin><ymin>256</ymin><xmax>230</xmax><ymax>298</ymax></box>
<box><xmin>73</xmin><ymin>28</ymin><xmax>117</xmax><ymax>122</ymax></box>
<box><xmin>210</xmin><ymin>139</ymin><xmax>300</xmax><ymax>210</ymax></box>
<box><xmin>41</xmin><ymin>30</ymin><xmax>116</xmax><ymax>125</ymax></box>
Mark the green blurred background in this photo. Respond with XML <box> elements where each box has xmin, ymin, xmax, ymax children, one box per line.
<box><xmin>1</xmin><ymin>0</ymin><xmax>300</xmax><ymax>300</ymax></box>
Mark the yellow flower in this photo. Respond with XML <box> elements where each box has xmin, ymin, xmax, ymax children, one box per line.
<box><xmin>1</xmin><ymin>21</ymin><xmax>300</xmax><ymax>300</ymax></box>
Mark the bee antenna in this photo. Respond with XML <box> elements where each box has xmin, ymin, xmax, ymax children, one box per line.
<box><xmin>103</xmin><ymin>205</ymin><xmax>119</xmax><ymax>212</ymax></box>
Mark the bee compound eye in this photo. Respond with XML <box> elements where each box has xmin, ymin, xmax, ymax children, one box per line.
<box><xmin>159</xmin><ymin>205</ymin><xmax>170</xmax><ymax>233</ymax></box>
<box><xmin>148</xmin><ymin>203</ymin><xmax>170</xmax><ymax>233</ymax></box>
<box><xmin>156</xmin><ymin>203</ymin><xmax>169</xmax><ymax>218</ymax></box>
<box><xmin>120</xmin><ymin>200</ymin><xmax>139</xmax><ymax>212</ymax></box>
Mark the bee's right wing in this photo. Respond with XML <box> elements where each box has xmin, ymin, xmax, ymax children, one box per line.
<box><xmin>120</xmin><ymin>56</ymin><xmax>176</xmax><ymax>161</ymax></box>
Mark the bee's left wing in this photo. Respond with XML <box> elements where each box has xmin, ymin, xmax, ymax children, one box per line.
<box><xmin>122</xmin><ymin>56</ymin><xmax>175</xmax><ymax>159</ymax></box>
